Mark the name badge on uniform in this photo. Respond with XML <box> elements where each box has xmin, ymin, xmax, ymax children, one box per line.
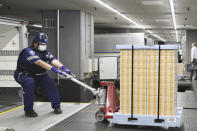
<box><xmin>29</xmin><ymin>50</ymin><xmax>35</xmax><ymax>56</ymax></box>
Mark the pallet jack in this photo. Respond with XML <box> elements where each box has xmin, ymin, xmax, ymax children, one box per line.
<box><xmin>60</xmin><ymin>72</ymin><xmax>182</xmax><ymax>130</ymax></box>
<box><xmin>60</xmin><ymin>72</ymin><xmax>120</xmax><ymax>122</ymax></box>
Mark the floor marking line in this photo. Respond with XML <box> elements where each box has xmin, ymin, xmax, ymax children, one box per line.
<box><xmin>0</xmin><ymin>105</ymin><xmax>24</xmax><ymax>115</ymax></box>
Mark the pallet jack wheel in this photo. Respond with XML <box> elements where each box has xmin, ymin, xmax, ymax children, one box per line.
<box><xmin>168</xmin><ymin>126</ymin><xmax>184</xmax><ymax>131</ymax></box>
<box><xmin>95</xmin><ymin>110</ymin><xmax>105</xmax><ymax>122</ymax></box>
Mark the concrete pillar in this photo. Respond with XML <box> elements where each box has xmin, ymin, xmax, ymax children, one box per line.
<box><xmin>41</xmin><ymin>10</ymin><xmax>94</xmax><ymax>102</ymax></box>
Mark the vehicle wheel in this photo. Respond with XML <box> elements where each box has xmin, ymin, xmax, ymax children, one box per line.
<box><xmin>168</xmin><ymin>126</ymin><xmax>183</xmax><ymax>131</ymax></box>
<box><xmin>95</xmin><ymin>110</ymin><xmax>105</xmax><ymax>122</ymax></box>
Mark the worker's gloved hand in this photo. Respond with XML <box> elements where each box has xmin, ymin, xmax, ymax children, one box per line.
<box><xmin>51</xmin><ymin>67</ymin><xmax>62</xmax><ymax>75</ymax></box>
<box><xmin>61</xmin><ymin>65</ymin><xmax>71</xmax><ymax>75</ymax></box>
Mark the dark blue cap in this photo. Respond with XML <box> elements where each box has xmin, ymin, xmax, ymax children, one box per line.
<box><xmin>33</xmin><ymin>32</ymin><xmax>48</xmax><ymax>44</ymax></box>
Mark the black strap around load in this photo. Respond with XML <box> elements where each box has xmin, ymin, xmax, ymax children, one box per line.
<box><xmin>128</xmin><ymin>45</ymin><xmax>137</xmax><ymax>121</ymax></box>
<box><xmin>154</xmin><ymin>45</ymin><xmax>164</xmax><ymax>123</ymax></box>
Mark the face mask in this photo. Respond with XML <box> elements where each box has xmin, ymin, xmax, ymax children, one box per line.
<box><xmin>38</xmin><ymin>44</ymin><xmax>47</xmax><ymax>51</ymax></box>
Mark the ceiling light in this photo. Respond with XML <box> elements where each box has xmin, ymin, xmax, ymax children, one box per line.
<box><xmin>141</xmin><ymin>1</ymin><xmax>164</xmax><ymax>5</ymax></box>
<box><xmin>146</xmin><ymin>30</ymin><xmax>166</xmax><ymax>42</ymax></box>
<box><xmin>169</xmin><ymin>0</ymin><xmax>179</xmax><ymax>42</ymax></box>
<box><xmin>155</xmin><ymin>19</ymin><xmax>170</xmax><ymax>22</ymax></box>
<box><xmin>0</xmin><ymin>3</ymin><xmax>2</xmax><ymax>7</ymax></box>
<box><xmin>94</xmin><ymin>0</ymin><xmax>166</xmax><ymax>42</ymax></box>
<box><xmin>94</xmin><ymin>0</ymin><xmax>145</xmax><ymax>29</ymax></box>
<box><xmin>32</xmin><ymin>24</ymin><xmax>42</xmax><ymax>28</ymax></box>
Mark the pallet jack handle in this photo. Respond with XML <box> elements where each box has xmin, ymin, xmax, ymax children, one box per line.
<box><xmin>59</xmin><ymin>72</ymin><xmax>103</xmax><ymax>97</ymax></box>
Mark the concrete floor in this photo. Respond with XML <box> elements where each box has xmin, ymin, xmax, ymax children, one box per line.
<box><xmin>46</xmin><ymin>85</ymin><xmax>197</xmax><ymax>131</ymax></box>
<box><xmin>0</xmin><ymin>102</ymin><xmax>89</xmax><ymax>131</ymax></box>
<box><xmin>1</xmin><ymin>92</ymin><xmax>197</xmax><ymax>131</ymax></box>
<box><xmin>1</xmin><ymin>81</ymin><xmax>197</xmax><ymax>131</ymax></box>
<box><xmin>47</xmin><ymin>104</ymin><xmax>197</xmax><ymax>131</ymax></box>
<box><xmin>0</xmin><ymin>95</ymin><xmax>21</xmax><ymax>113</ymax></box>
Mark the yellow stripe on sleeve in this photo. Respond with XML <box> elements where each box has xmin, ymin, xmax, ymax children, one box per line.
<box><xmin>27</xmin><ymin>55</ymin><xmax>39</xmax><ymax>61</ymax></box>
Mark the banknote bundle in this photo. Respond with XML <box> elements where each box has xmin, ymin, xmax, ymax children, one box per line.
<box><xmin>120</xmin><ymin>48</ymin><xmax>177</xmax><ymax>116</ymax></box>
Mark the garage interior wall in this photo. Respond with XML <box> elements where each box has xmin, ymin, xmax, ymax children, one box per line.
<box><xmin>94</xmin><ymin>33</ymin><xmax>145</xmax><ymax>53</ymax></box>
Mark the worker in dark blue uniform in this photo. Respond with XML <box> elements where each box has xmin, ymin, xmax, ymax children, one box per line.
<box><xmin>14</xmin><ymin>32</ymin><xmax>71</xmax><ymax>117</ymax></box>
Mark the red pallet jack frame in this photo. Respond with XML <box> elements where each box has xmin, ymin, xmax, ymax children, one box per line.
<box><xmin>95</xmin><ymin>81</ymin><xmax>120</xmax><ymax>121</ymax></box>
<box><xmin>58</xmin><ymin>72</ymin><xmax>120</xmax><ymax>122</ymax></box>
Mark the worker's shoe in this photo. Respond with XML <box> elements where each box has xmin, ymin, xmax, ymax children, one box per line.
<box><xmin>25</xmin><ymin>109</ymin><xmax>38</xmax><ymax>117</ymax></box>
<box><xmin>54</xmin><ymin>107</ymin><xmax>62</xmax><ymax>114</ymax></box>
